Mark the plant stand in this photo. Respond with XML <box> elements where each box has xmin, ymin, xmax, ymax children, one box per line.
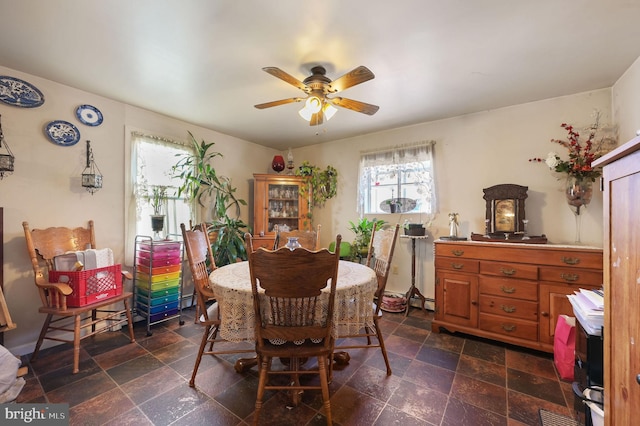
<box><xmin>400</xmin><ymin>235</ymin><xmax>429</xmax><ymax>316</ymax></box>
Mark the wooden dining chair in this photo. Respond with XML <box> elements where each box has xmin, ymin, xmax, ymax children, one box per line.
<box><xmin>22</xmin><ymin>220</ymin><xmax>135</xmax><ymax>374</ymax></box>
<box><xmin>273</xmin><ymin>224</ymin><xmax>321</xmax><ymax>250</ymax></box>
<box><xmin>244</xmin><ymin>232</ymin><xmax>341</xmax><ymax>426</ymax></box>
<box><xmin>335</xmin><ymin>223</ymin><xmax>399</xmax><ymax>376</ymax></box>
<box><xmin>181</xmin><ymin>223</ymin><xmax>253</xmax><ymax>388</ymax></box>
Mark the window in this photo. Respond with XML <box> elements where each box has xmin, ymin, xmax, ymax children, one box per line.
<box><xmin>357</xmin><ymin>141</ymin><xmax>436</xmax><ymax>217</ymax></box>
<box><xmin>130</xmin><ymin>132</ymin><xmax>194</xmax><ymax>239</ymax></box>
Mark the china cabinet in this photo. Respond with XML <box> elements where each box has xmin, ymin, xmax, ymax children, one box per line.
<box><xmin>433</xmin><ymin>240</ymin><xmax>602</xmax><ymax>352</ymax></box>
<box><xmin>592</xmin><ymin>136</ymin><xmax>640</xmax><ymax>425</ymax></box>
<box><xmin>252</xmin><ymin>174</ymin><xmax>310</xmax><ymax>249</ymax></box>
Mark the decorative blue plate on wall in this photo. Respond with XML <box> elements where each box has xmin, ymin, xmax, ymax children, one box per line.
<box><xmin>75</xmin><ymin>104</ymin><xmax>103</xmax><ymax>126</ymax></box>
<box><xmin>45</xmin><ymin>120</ymin><xmax>81</xmax><ymax>146</ymax></box>
<box><xmin>0</xmin><ymin>75</ymin><xmax>45</xmax><ymax>108</ymax></box>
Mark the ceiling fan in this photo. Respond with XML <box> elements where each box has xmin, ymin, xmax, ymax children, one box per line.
<box><xmin>254</xmin><ymin>65</ymin><xmax>379</xmax><ymax>126</ymax></box>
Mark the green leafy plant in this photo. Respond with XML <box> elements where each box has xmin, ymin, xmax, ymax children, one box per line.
<box><xmin>295</xmin><ymin>161</ymin><xmax>338</xmax><ymax>226</ymax></box>
<box><xmin>348</xmin><ymin>217</ymin><xmax>387</xmax><ymax>262</ymax></box>
<box><xmin>171</xmin><ymin>131</ymin><xmax>246</xmax><ymax>219</ymax></box>
<box><xmin>144</xmin><ymin>185</ymin><xmax>168</xmax><ymax>215</ymax></box>
<box><xmin>171</xmin><ymin>132</ymin><xmax>248</xmax><ymax>265</ymax></box>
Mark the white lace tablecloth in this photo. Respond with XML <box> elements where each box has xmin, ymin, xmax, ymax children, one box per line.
<box><xmin>210</xmin><ymin>260</ymin><xmax>377</xmax><ymax>342</ymax></box>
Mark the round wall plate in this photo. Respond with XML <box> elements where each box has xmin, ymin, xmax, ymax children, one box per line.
<box><xmin>75</xmin><ymin>104</ymin><xmax>103</xmax><ymax>126</ymax></box>
<box><xmin>0</xmin><ymin>75</ymin><xmax>45</xmax><ymax>108</ymax></box>
<box><xmin>44</xmin><ymin>120</ymin><xmax>81</xmax><ymax>146</ymax></box>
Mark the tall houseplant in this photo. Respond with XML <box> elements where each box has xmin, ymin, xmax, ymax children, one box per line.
<box><xmin>172</xmin><ymin>132</ymin><xmax>248</xmax><ymax>265</ymax></box>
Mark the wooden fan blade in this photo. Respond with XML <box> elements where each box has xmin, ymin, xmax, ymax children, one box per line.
<box><xmin>327</xmin><ymin>66</ymin><xmax>375</xmax><ymax>93</ymax></box>
<box><xmin>309</xmin><ymin>109</ymin><xmax>324</xmax><ymax>126</ymax></box>
<box><xmin>262</xmin><ymin>67</ymin><xmax>310</xmax><ymax>92</ymax></box>
<box><xmin>329</xmin><ymin>97</ymin><xmax>379</xmax><ymax>115</ymax></box>
<box><xmin>254</xmin><ymin>97</ymin><xmax>305</xmax><ymax>109</ymax></box>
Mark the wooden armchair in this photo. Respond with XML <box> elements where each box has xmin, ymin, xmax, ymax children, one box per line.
<box><xmin>22</xmin><ymin>220</ymin><xmax>135</xmax><ymax>374</ymax></box>
<box><xmin>274</xmin><ymin>224</ymin><xmax>321</xmax><ymax>250</ymax></box>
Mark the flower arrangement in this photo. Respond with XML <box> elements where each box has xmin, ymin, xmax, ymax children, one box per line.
<box><xmin>529</xmin><ymin>113</ymin><xmax>609</xmax><ymax>182</ymax></box>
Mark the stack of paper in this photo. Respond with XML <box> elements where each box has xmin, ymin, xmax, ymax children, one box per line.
<box><xmin>567</xmin><ymin>288</ymin><xmax>603</xmax><ymax>336</ymax></box>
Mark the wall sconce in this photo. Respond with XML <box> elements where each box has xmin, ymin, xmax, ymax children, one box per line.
<box><xmin>81</xmin><ymin>140</ymin><xmax>103</xmax><ymax>194</ymax></box>
<box><xmin>0</xmin><ymin>114</ymin><xmax>15</xmax><ymax>180</ymax></box>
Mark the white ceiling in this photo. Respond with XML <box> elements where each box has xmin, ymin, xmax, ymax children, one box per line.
<box><xmin>1</xmin><ymin>0</ymin><xmax>639</xmax><ymax>151</ymax></box>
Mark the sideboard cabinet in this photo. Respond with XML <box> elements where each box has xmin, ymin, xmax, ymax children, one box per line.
<box><xmin>252</xmin><ymin>174</ymin><xmax>310</xmax><ymax>249</ymax></box>
<box><xmin>433</xmin><ymin>240</ymin><xmax>602</xmax><ymax>352</ymax></box>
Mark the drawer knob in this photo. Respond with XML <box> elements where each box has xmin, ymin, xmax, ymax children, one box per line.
<box><xmin>501</xmin><ymin>304</ymin><xmax>516</xmax><ymax>313</ymax></box>
<box><xmin>451</xmin><ymin>263</ymin><xmax>464</xmax><ymax>270</ymax></box>
<box><xmin>500</xmin><ymin>286</ymin><xmax>516</xmax><ymax>294</ymax></box>
<box><xmin>452</xmin><ymin>249</ymin><xmax>464</xmax><ymax>257</ymax></box>
<box><xmin>541</xmin><ymin>311</ymin><xmax>549</xmax><ymax>317</ymax></box>
<box><xmin>501</xmin><ymin>324</ymin><xmax>516</xmax><ymax>332</ymax></box>
<box><xmin>560</xmin><ymin>273</ymin><xmax>579</xmax><ymax>282</ymax></box>
<box><xmin>561</xmin><ymin>256</ymin><xmax>581</xmax><ymax>265</ymax></box>
<box><xmin>500</xmin><ymin>268</ymin><xmax>516</xmax><ymax>276</ymax></box>
<box><xmin>471</xmin><ymin>300</ymin><xmax>477</xmax><ymax>305</ymax></box>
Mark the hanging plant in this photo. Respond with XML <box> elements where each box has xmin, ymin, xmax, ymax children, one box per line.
<box><xmin>296</xmin><ymin>161</ymin><xmax>338</xmax><ymax>208</ymax></box>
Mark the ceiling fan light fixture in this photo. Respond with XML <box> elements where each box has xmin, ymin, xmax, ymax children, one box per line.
<box><xmin>323</xmin><ymin>102</ymin><xmax>337</xmax><ymax>121</ymax></box>
<box><xmin>298</xmin><ymin>96</ymin><xmax>322</xmax><ymax>121</ymax></box>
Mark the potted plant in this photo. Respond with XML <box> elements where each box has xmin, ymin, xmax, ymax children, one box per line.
<box><xmin>348</xmin><ymin>217</ymin><xmax>387</xmax><ymax>262</ymax></box>
<box><xmin>142</xmin><ymin>185</ymin><xmax>168</xmax><ymax>238</ymax></box>
<box><xmin>172</xmin><ymin>132</ymin><xmax>248</xmax><ymax>265</ymax></box>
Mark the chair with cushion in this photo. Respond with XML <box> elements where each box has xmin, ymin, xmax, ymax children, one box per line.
<box><xmin>273</xmin><ymin>224</ymin><xmax>321</xmax><ymax>250</ymax></box>
<box><xmin>335</xmin><ymin>223</ymin><xmax>399</xmax><ymax>376</ymax></box>
<box><xmin>181</xmin><ymin>223</ymin><xmax>253</xmax><ymax>387</ymax></box>
<box><xmin>244</xmin><ymin>232</ymin><xmax>341</xmax><ymax>426</ymax></box>
<box><xmin>22</xmin><ymin>220</ymin><xmax>135</xmax><ymax>374</ymax></box>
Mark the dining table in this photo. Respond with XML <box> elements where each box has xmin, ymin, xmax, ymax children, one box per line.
<box><xmin>209</xmin><ymin>259</ymin><xmax>377</xmax><ymax>372</ymax></box>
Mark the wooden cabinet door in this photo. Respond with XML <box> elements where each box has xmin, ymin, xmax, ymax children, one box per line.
<box><xmin>600</xmin><ymin>146</ymin><xmax>640</xmax><ymax>425</ymax></box>
<box><xmin>538</xmin><ymin>283</ymin><xmax>576</xmax><ymax>345</ymax></box>
<box><xmin>435</xmin><ymin>271</ymin><xmax>478</xmax><ymax>328</ymax></box>
<box><xmin>253</xmin><ymin>174</ymin><xmax>310</xmax><ymax>238</ymax></box>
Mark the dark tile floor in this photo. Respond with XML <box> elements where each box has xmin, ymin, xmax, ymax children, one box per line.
<box><xmin>16</xmin><ymin>306</ymin><xmax>580</xmax><ymax>425</ymax></box>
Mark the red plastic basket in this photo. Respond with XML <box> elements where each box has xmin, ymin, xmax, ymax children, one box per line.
<box><xmin>48</xmin><ymin>264</ymin><xmax>123</xmax><ymax>307</ymax></box>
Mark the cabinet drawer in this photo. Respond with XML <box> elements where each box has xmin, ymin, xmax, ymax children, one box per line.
<box><xmin>539</xmin><ymin>267</ymin><xmax>603</xmax><ymax>286</ymax></box>
<box><xmin>479</xmin><ymin>295</ymin><xmax>538</xmax><ymax>321</ymax></box>
<box><xmin>435</xmin><ymin>257</ymin><xmax>479</xmax><ymax>273</ymax></box>
<box><xmin>480</xmin><ymin>261</ymin><xmax>538</xmax><ymax>280</ymax></box>
<box><xmin>479</xmin><ymin>313</ymin><xmax>538</xmax><ymax>341</ymax></box>
<box><xmin>479</xmin><ymin>276</ymin><xmax>538</xmax><ymax>301</ymax></box>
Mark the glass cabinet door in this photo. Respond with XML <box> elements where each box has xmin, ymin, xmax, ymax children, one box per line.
<box><xmin>267</xmin><ymin>183</ymin><xmax>300</xmax><ymax>232</ymax></box>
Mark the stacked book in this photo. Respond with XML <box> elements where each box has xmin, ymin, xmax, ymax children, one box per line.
<box><xmin>567</xmin><ymin>288</ymin><xmax>604</xmax><ymax>336</ymax></box>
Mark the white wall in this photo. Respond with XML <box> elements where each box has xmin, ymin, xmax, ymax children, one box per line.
<box><xmin>612</xmin><ymin>55</ymin><xmax>640</xmax><ymax>141</ymax></box>
<box><xmin>0</xmin><ymin>66</ymin><xmax>275</xmax><ymax>355</ymax></box>
<box><xmin>296</xmin><ymin>89</ymin><xmax>612</xmax><ymax>303</ymax></box>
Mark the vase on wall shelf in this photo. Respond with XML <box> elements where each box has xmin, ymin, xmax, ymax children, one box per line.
<box><xmin>565</xmin><ymin>176</ymin><xmax>593</xmax><ymax>244</ymax></box>
<box><xmin>271</xmin><ymin>155</ymin><xmax>285</xmax><ymax>173</ymax></box>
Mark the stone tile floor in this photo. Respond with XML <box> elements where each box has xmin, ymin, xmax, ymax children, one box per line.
<box><xmin>16</xmin><ymin>307</ymin><xmax>580</xmax><ymax>425</ymax></box>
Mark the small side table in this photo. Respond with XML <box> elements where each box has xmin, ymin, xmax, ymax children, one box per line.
<box><xmin>400</xmin><ymin>235</ymin><xmax>429</xmax><ymax>316</ymax></box>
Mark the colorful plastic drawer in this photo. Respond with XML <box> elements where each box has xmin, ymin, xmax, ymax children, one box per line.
<box><xmin>146</xmin><ymin>308</ymin><xmax>179</xmax><ymax>323</ymax></box>
<box><xmin>136</xmin><ymin>271</ymin><xmax>181</xmax><ymax>283</ymax></box>
<box><xmin>137</xmin><ymin>300</ymin><xmax>180</xmax><ymax>315</ymax></box>
<box><xmin>139</xmin><ymin>241</ymin><xmax>181</xmax><ymax>253</ymax></box>
<box><xmin>136</xmin><ymin>278</ymin><xmax>180</xmax><ymax>292</ymax></box>
<box><xmin>136</xmin><ymin>293</ymin><xmax>179</xmax><ymax>306</ymax></box>
<box><xmin>139</xmin><ymin>286</ymin><xmax>180</xmax><ymax>299</ymax></box>
<box><xmin>136</xmin><ymin>254</ymin><xmax>181</xmax><ymax>267</ymax></box>
<box><xmin>136</xmin><ymin>263</ymin><xmax>181</xmax><ymax>276</ymax></box>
